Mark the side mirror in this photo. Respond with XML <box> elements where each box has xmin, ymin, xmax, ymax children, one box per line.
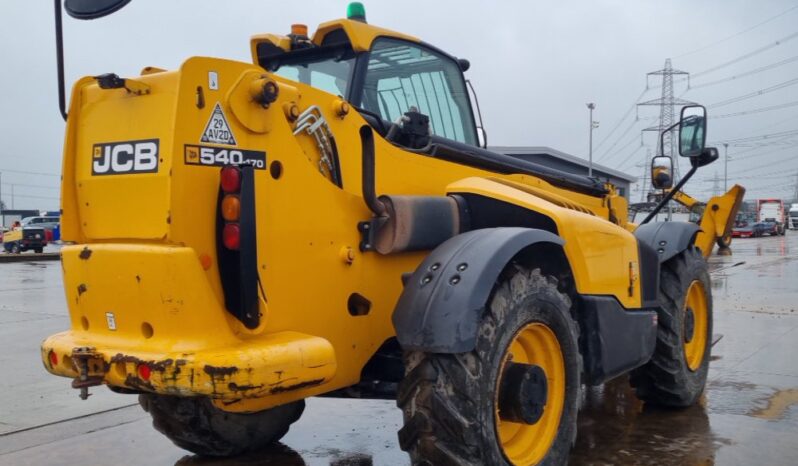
<box><xmin>678</xmin><ymin>105</ymin><xmax>707</xmax><ymax>158</ymax></box>
<box><xmin>651</xmin><ymin>155</ymin><xmax>674</xmax><ymax>190</ymax></box>
<box><xmin>692</xmin><ymin>147</ymin><xmax>719</xmax><ymax>168</ymax></box>
<box><xmin>64</xmin><ymin>0</ymin><xmax>131</xmax><ymax>20</ymax></box>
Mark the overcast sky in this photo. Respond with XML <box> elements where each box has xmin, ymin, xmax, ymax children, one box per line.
<box><xmin>1</xmin><ymin>0</ymin><xmax>797</xmax><ymax>210</ymax></box>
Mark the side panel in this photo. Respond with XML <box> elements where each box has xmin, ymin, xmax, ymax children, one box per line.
<box><xmin>580</xmin><ymin>296</ymin><xmax>657</xmax><ymax>385</ymax></box>
<box><xmin>447</xmin><ymin>177</ymin><xmax>643</xmax><ymax>309</ymax></box>
<box><xmin>393</xmin><ymin>228</ymin><xmax>564</xmax><ymax>353</ymax></box>
<box><xmin>635</xmin><ymin>221</ymin><xmax>700</xmax><ymax>263</ymax></box>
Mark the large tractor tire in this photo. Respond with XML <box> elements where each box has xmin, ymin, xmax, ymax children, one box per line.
<box><xmin>397</xmin><ymin>267</ymin><xmax>581</xmax><ymax>466</ymax></box>
<box><xmin>139</xmin><ymin>394</ymin><xmax>305</xmax><ymax>457</ymax></box>
<box><xmin>630</xmin><ymin>246</ymin><xmax>712</xmax><ymax>407</ymax></box>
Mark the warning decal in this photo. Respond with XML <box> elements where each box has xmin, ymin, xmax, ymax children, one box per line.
<box><xmin>201</xmin><ymin>102</ymin><xmax>237</xmax><ymax>146</ymax></box>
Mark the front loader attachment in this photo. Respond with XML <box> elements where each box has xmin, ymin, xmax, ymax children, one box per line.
<box><xmin>691</xmin><ymin>185</ymin><xmax>746</xmax><ymax>257</ymax></box>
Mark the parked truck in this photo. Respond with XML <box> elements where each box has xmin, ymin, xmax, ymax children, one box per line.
<box><xmin>757</xmin><ymin>199</ymin><xmax>786</xmax><ymax>235</ymax></box>
<box><xmin>789</xmin><ymin>203</ymin><xmax>798</xmax><ymax>230</ymax></box>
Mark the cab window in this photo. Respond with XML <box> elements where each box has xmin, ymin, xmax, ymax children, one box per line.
<box><xmin>275</xmin><ymin>56</ymin><xmax>354</xmax><ymax>95</ymax></box>
<box><xmin>362</xmin><ymin>38</ymin><xmax>476</xmax><ymax>145</ymax></box>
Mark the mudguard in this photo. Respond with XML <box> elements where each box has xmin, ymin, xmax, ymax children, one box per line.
<box><xmin>634</xmin><ymin>221</ymin><xmax>700</xmax><ymax>263</ymax></box>
<box><xmin>392</xmin><ymin>227</ymin><xmax>563</xmax><ymax>353</ymax></box>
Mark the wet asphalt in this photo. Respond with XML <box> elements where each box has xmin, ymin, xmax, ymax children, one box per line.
<box><xmin>0</xmin><ymin>234</ymin><xmax>797</xmax><ymax>465</ymax></box>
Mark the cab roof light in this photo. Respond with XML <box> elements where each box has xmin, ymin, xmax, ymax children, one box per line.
<box><xmin>347</xmin><ymin>2</ymin><xmax>366</xmax><ymax>23</ymax></box>
<box><xmin>291</xmin><ymin>23</ymin><xmax>308</xmax><ymax>36</ymax></box>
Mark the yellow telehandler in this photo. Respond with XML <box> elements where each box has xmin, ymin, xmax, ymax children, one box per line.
<box><xmin>41</xmin><ymin>2</ymin><xmax>740</xmax><ymax>464</ymax></box>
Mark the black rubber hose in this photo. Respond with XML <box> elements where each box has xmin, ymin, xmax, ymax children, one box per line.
<box><xmin>360</xmin><ymin>126</ymin><xmax>387</xmax><ymax>216</ymax></box>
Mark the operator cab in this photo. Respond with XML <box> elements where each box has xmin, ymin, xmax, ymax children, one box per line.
<box><xmin>254</xmin><ymin>18</ymin><xmax>478</xmax><ymax>148</ymax></box>
<box><xmin>251</xmin><ymin>5</ymin><xmax>609</xmax><ymax>197</ymax></box>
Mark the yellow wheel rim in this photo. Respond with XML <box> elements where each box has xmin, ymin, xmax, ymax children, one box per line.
<box><xmin>684</xmin><ymin>280</ymin><xmax>708</xmax><ymax>371</ymax></box>
<box><xmin>496</xmin><ymin>323</ymin><xmax>565</xmax><ymax>465</ymax></box>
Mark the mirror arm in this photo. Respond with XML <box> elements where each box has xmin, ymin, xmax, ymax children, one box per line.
<box><xmin>54</xmin><ymin>0</ymin><xmax>67</xmax><ymax>121</ymax></box>
<box><xmin>658</xmin><ymin>120</ymin><xmax>680</xmax><ymax>156</ymax></box>
<box><xmin>466</xmin><ymin>79</ymin><xmax>487</xmax><ymax>148</ymax></box>
<box><xmin>640</xmin><ymin>164</ymin><xmax>698</xmax><ymax>225</ymax></box>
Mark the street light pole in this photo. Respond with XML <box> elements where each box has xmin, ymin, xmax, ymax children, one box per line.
<box><xmin>587</xmin><ymin>103</ymin><xmax>596</xmax><ymax>177</ymax></box>
<box><xmin>723</xmin><ymin>143</ymin><xmax>729</xmax><ymax>191</ymax></box>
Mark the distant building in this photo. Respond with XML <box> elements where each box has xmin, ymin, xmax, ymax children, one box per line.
<box><xmin>492</xmin><ymin>146</ymin><xmax>637</xmax><ymax>199</ymax></box>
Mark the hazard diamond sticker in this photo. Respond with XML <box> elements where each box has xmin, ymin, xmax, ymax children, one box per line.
<box><xmin>201</xmin><ymin>102</ymin><xmax>237</xmax><ymax>146</ymax></box>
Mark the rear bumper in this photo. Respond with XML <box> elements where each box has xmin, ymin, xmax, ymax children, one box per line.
<box><xmin>41</xmin><ymin>243</ymin><xmax>337</xmax><ymax>404</ymax></box>
<box><xmin>42</xmin><ymin>330</ymin><xmax>336</xmax><ymax>401</ymax></box>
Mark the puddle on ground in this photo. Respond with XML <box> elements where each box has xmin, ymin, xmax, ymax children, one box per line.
<box><xmin>570</xmin><ymin>377</ymin><xmax>728</xmax><ymax>466</ymax></box>
<box><xmin>174</xmin><ymin>447</ymin><xmax>375</xmax><ymax>466</ymax></box>
<box><xmin>750</xmin><ymin>388</ymin><xmax>798</xmax><ymax>421</ymax></box>
<box><xmin>175</xmin><ymin>444</ymin><xmax>307</xmax><ymax>465</ymax></box>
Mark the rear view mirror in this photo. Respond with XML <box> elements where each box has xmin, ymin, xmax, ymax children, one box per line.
<box><xmin>651</xmin><ymin>155</ymin><xmax>674</xmax><ymax>190</ymax></box>
<box><xmin>679</xmin><ymin>105</ymin><xmax>706</xmax><ymax>158</ymax></box>
<box><xmin>64</xmin><ymin>0</ymin><xmax>131</xmax><ymax>20</ymax></box>
<box><xmin>693</xmin><ymin>147</ymin><xmax>719</xmax><ymax>168</ymax></box>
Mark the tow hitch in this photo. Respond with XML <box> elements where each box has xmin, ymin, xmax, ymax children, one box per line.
<box><xmin>70</xmin><ymin>347</ymin><xmax>106</xmax><ymax>400</ymax></box>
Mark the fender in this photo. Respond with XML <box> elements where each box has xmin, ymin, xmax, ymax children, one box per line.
<box><xmin>392</xmin><ymin>227</ymin><xmax>563</xmax><ymax>353</ymax></box>
<box><xmin>634</xmin><ymin>221</ymin><xmax>700</xmax><ymax>263</ymax></box>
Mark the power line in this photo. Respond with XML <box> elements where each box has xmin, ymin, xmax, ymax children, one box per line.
<box><xmin>689</xmin><ymin>55</ymin><xmax>798</xmax><ymax>90</ymax></box>
<box><xmin>699</xmin><ymin>171</ymin><xmax>794</xmax><ymax>182</ymax></box>
<box><xmin>708</xmin><ymin>77</ymin><xmax>798</xmax><ymax>108</ymax></box>
<box><xmin>593</xmin><ymin>88</ymin><xmax>649</xmax><ymax>153</ymax></box>
<box><xmin>595</xmin><ymin>118</ymin><xmax>642</xmax><ymax>161</ymax></box>
<box><xmin>716</xmin><ymin>129</ymin><xmax>798</xmax><ymax>144</ymax></box>
<box><xmin>674</xmin><ymin>5</ymin><xmax>798</xmax><ymax>59</ymax></box>
<box><xmin>614</xmin><ymin>141</ymin><xmax>646</xmax><ymax>172</ymax></box>
<box><xmin>690</xmin><ymin>30</ymin><xmax>798</xmax><ymax>79</ymax></box>
<box><xmin>711</xmin><ymin>100</ymin><xmax>798</xmax><ymax>119</ymax></box>
<box><xmin>730</xmin><ymin>142</ymin><xmax>798</xmax><ymax>160</ymax></box>
<box><xmin>5</xmin><ymin>182</ymin><xmax>60</xmax><ymax>190</ymax></box>
<box><xmin>0</xmin><ymin>192</ymin><xmax>60</xmax><ymax>201</ymax></box>
<box><xmin>0</xmin><ymin>168</ymin><xmax>60</xmax><ymax>177</ymax></box>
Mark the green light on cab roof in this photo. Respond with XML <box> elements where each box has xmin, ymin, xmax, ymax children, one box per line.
<box><xmin>347</xmin><ymin>2</ymin><xmax>367</xmax><ymax>23</ymax></box>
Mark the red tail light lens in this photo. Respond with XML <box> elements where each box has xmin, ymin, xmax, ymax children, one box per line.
<box><xmin>220</xmin><ymin>166</ymin><xmax>241</xmax><ymax>193</ymax></box>
<box><xmin>223</xmin><ymin>223</ymin><xmax>241</xmax><ymax>250</ymax></box>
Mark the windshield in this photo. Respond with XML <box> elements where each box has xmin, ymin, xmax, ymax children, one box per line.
<box><xmin>274</xmin><ymin>55</ymin><xmax>356</xmax><ymax>97</ymax></box>
<box><xmin>362</xmin><ymin>38</ymin><xmax>477</xmax><ymax>145</ymax></box>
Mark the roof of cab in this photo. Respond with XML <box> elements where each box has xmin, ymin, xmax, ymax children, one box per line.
<box><xmin>250</xmin><ymin>18</ymin><xmax>419</xmax><ymax>64</ymax></box>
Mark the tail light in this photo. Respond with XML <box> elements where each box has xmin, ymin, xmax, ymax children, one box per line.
<box><xmin>221</xmin><ymin>195</ymin><xmax>241</xmax><ymax>221</ymax></box>
<box><xmin>219</xmin><ymin>166</ymin><xmax>242</xmax><ymax>250</ymax></box>
<box><xmin>216</xmin><ymin>164</ymin><xmax>260</xmax><ymax>329</ymax></box>
<box><xmin>222</xmin><ymin>223</ymin><xmax>241</xmax><ymax>250</ymax></box>
<box><xmin>220</xmin><ymin>166</ymin><xmax>241</xmax><ymax>193</ymax></box>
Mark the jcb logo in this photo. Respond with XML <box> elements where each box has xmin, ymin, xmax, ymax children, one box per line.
<box><xmin>92</xmin><ymin>139</ymin><xmax>159</xmax><ymax>175</ymax></box>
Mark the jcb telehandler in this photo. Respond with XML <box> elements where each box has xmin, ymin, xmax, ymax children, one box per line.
<box><xmin>42</xmin><ymin>2</ymin><xmax>737</xmax><ymax>464</ymax></box>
